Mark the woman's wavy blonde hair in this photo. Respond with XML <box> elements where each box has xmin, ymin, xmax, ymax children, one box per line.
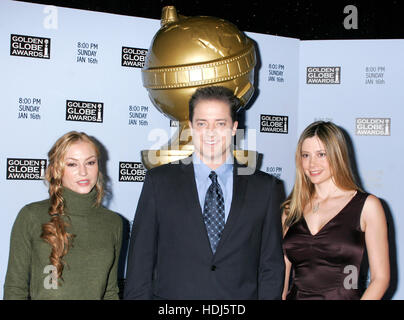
<box><xmin>282</xmin><ymin>121</ymin><xmax>361</xmax><ymax>231</ymax></box>
<box><xmin>41</xmin><ymin>131</ymin><xmax>104</xmax><ymax>280</ymax></box>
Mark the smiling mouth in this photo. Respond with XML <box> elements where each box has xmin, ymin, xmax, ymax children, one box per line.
<box><xmin>203</xmin><ymin>140</ymin><xmax>217</xmax><ymax>145</ymax></box>
<box><xmin>77</xmin><ymin>180</ymin><xmax>90</xmax><ymax>185</ymax></box>
<box><xmin>309</xmin><ymin>170</ymin><xmax>322</xmax><ymax>176</ymax></box>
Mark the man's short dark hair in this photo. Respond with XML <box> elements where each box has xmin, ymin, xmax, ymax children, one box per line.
<box><xmin>188</xmin><ymin>86</ymin><xmax>240</xmax><ymax>123</ymax></box>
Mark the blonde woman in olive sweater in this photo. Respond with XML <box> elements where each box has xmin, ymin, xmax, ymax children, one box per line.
<box><xmin>4</xmin><ymin>131</ymin><xmax>122</xmax><ymax>300</ymax></box>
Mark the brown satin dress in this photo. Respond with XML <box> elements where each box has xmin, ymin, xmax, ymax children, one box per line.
<box><xmin>283</xmin><ymin>191</ymin><xmax>368</xmax><ymax>300</ymax></box>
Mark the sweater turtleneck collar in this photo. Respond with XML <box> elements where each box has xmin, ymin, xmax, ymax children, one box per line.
<box><xmin>62</xmin><ymin>187</ymin><xmax>98</xmax><ymax>216</ymax></box>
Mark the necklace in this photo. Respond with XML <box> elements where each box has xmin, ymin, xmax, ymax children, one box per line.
<box><xmin>312</xmin><ymin>187</ymin><xmax>339</xmax><ymax>213</ymax></box>
<box><xmin>312</xmin><ymin>202</ymin><xmax>320</xmax><ymax>213</ymax></box>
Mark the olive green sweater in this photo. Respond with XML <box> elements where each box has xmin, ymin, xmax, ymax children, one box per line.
<box><xmin>4</xmin><ymin>187</ymin><xmax>122</xmax><ymax>300</ymax></box>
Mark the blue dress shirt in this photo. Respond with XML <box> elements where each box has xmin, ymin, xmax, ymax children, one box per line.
<box><xmin>192</xmin><ymin>153</ymin><xmax>233</xmax><ymax>222</ymax></box>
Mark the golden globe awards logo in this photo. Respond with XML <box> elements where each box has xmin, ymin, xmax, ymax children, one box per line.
<box><xmin>6</xmin><ymin>158</ymin><xmax>47</xmax><ymax>180</ymax></box>
<box><xmin>121</xmin><ymin>47</ymin><xmax>147</xmax><ymax>68</ymax></box>
<box><xmin>356</xmin><ymin>118</ymin><xmax>391</xmax><ymax>136</ymax></box>
<box><xmin>66</xmin><ymin>100</ymin><xmax>103</xmax><ymax>123</ymax></box>
<box><xmin>306</xmin><ymin>67</ymin><xmax>341</xmax><ymax>84</ymax></box>
<box><xmin>10</xmin><ymin>34</ymin><xmax>50</xmax><ymax>59</ymax></box>
<box><xmin>260</xmin><ymin>115</ymin><xmax>288</xmax><ymax>134</ymax></box>
<box><xmin>119</xmin><ymin>162</ymin><xmax>146</xmax><ymax>182</ymax></box>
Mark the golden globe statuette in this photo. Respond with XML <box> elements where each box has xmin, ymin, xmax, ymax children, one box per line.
<box><xmin>141</xmin><ymin>6</ymin><xmax>257</xmax><ymax>169</ymax></box>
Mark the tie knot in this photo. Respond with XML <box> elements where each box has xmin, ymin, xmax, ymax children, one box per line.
<box><xmin>209</xmin><ymin>171</ymin><xmax>218</xmax><ymax>183</ymax></box>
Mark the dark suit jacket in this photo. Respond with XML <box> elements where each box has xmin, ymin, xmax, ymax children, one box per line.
<box><xmin>124</xmin><ymin>157</ymin><xmax>285</xmax><ymax>300</ymax></box>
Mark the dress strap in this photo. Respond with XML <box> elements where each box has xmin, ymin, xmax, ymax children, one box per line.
<box><xmin>347</xmin><ymin>191</ymin><xmax>369</xmax><ymax>231</ymax></box>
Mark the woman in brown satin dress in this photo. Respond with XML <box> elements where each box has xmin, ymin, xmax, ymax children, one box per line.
<box><xmin>282</xmin><ymin>121</ymin><xmax>389</xmax><ymax>300</ymax></box>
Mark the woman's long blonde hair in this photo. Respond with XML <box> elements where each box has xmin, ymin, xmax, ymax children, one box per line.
<box><xmin>41</xmin><ymin>131</ymin><xmax>104</xmax><ymax>280</ymax></box>
<box><xmin>282</xmin><ymin>121</ymin><xmax>361</xmax><ymax>230</ymax></box>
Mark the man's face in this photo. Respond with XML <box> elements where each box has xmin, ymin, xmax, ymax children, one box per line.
<box><xmin>189</xmin><ymin>99</ymin><xmax>238</xmax><ymax>169</ymax></box>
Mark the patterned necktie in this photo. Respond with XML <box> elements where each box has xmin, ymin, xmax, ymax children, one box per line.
<box><xmin>203</xmin><ymin>171</ymin><xmax>225</xmax><ymax>254</ymax></box>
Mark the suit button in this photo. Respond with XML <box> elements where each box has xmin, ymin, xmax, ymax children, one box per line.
<box><xmin>211</xmin><ymin>265</ymin><xmax>216</xmax><ymax>271</ymax></box>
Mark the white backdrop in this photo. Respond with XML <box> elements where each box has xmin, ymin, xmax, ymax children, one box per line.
<box><xmin>298</xmin><ymin>40</ymin><xmax>403</xmax><ymax>299</ymax></box>
<box><xmin>0</xmin><ymin>0</ymin><xmax>401</xmax><ymax>299</ymax></box>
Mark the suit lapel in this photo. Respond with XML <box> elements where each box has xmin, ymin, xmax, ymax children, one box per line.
<box><xmin>178</xmin><ymin>157</ymin><xmax>249</xmax><ymax>257</ymax></box>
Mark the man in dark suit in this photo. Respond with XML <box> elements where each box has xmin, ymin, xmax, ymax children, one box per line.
<box><xmin>124</xmin><ymin>86</ymin><xmax>285</xmax><ymax>300</ymax></box>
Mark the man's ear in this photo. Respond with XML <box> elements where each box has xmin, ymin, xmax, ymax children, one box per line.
<box><xmin>232</xmin><ymin>121</ymin><xmax>238</xmax><ymax>136</ymax></box>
